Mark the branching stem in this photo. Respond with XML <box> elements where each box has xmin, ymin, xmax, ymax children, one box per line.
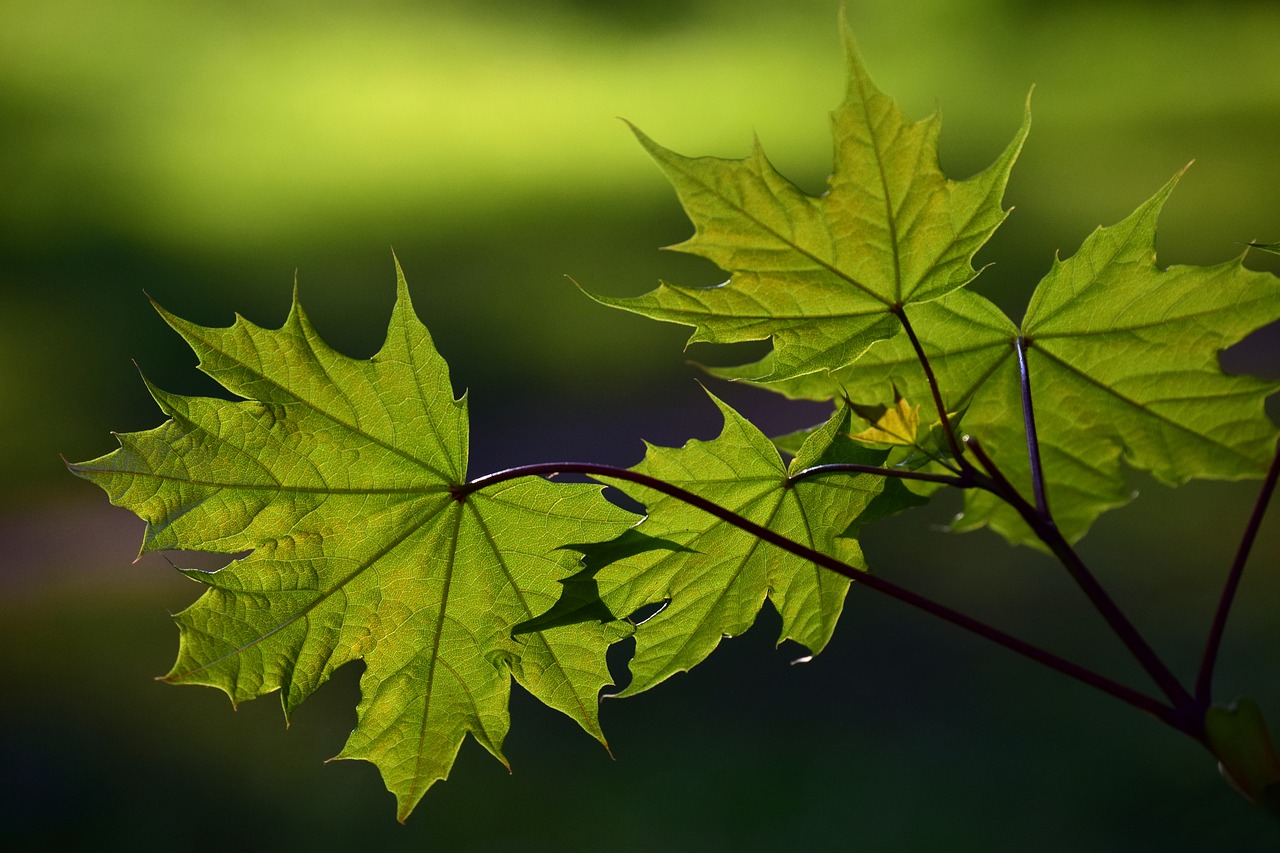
<box><xmin>890</xmin><ymin>308</ymin><xmax>1191</xmax><ymax>718</ymax></box>
<box><xmin>893</xmin><ymin>306</ymin><xmax>969</xmax><ymax>468</ymax></box>
<box><xmin>850</xmin><ymin>306</ymin><xmax>1192</xmax><ymax>723</ymax></box>
<box><xmin>1195</xmin><ymin>436</ymin><xmax>1280</xmax><ymax>706</ymax></box>
<box><xmin>963</xmin><ymin>437</ymin><xmax>1195</xmax><ymax>713</ymax></box>
<box><xmin>788</xmin><ymin>462</ymin><xmax>966</xmax><ymax>488</ymax></box>
<box><xmin>1015</xmin><ymin>336</ymin><xmax>1050</xmax><ymax>516</ymax></box>
<box><xmin>461</xmin><ymin>461</ymin><xmax>1187</xmax><ymax>732</ymax></box>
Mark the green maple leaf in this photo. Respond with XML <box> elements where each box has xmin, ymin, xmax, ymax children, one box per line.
<box><xmin>576</xmin><ymin>398</ymin><xmax>922</xmax><ymax>695</ymax></box>
<box><xmin>961</xmin><ymin>175</ymin><xmax>1280</xmax><ymax>542</ymax></box>
<box><xmin>713</xmin><ymin>177</ymin><xmax>1280</xmax><ymax>544</ymax></box>
<box><xmin>68</xmin><ymin>264</ymin><xmax>638</xmax><ymax>821</ymax></box>
<box><xmin>603</xmin><ymin>15</ymin><xmax>1279</xmax><ymax>546</ymax></box>
<box><xmin>585</xmin><ymin>16</ymin><xmax>1028</xmax><ymax>381</ymax></box>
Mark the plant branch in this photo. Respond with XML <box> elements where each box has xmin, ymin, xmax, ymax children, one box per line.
<box><xmin>788</xmin><ymin>462</ymin><xmax>968</xmax><ymax>488</ymax></box>
<box><xmin>893</xmin><ymin>306</ymin><xmax>969</xmax><ymax>467</ymax></box>
<box><xmin>1015</xmin><ymin>336</ymin><xmax>1050</xmax><ymax>516</ymax></box>
<box><xmin>964</xmin><ymin>437</ymin><xmax>1194</xmax><ymax>711</ymax></box>
<box><xmin>1195</xmin><ymin>436</ymin><xmax>1280</xmax><ymax>706</ymax></box>
<box><xmin>960</xmin><ymin>434</ymin><xmax>1022</xmax><ymax>496</ymax></box>
<box><xmin>459</xmin><ymin>461</ymin><xmax>1186</xmax><ymax>731</ymax></box>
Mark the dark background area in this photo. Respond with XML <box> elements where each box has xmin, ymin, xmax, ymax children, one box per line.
<box><xmin>3</xmin><ymin>0</ymin><xmax>1280</xmax><ymax>848</ymax></box>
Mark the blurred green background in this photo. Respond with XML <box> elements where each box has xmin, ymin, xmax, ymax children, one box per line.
<box><xmin>4</xmin><ymin>0</ymin><xmax>1280</xmax><ymax>848</ymax></box>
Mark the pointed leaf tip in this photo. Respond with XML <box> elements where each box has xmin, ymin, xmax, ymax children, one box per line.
<box><xmin>601</xmin><ymin>17</ymin><xmax>1029</xmax><ymax>380</ymax></box>
<box><xmin>77</xmin><ymin>267</ymin><xmax>640</xmax><ymax>820</ymax></box>
<box><xmin>586</xmin><ymin>396</ymin><xmax>898</xmax><ymax>697</ymax></box>
<box><xmin>951</xmin><ymin>169</ymin><xmax>1280</xmax><ymax>545</ymax></box>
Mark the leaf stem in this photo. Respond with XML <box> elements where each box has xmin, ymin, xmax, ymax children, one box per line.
<box><xmin>1195</xmin><ymin>436</ymin><xmax>1280</xmax><ymax>706</ymax></box>
<box><xmin>893</xmin><ymin>306</ymin><xmax>968</xmax><ymax>468</ymax></box>
<box><xmin>460</xmin><ymin>461</ymin><xmax>1186</xmax><ymax>732</ymax></box>
<box><xmin>1015</xmin><ymin>336</ymin><xmax>1050</xmax><ymax>516</ymax></box>
<box><xmin>830</xmin><ymin>307</ymin><xmax>1191</xmax><ymax>722</ymax></box>
<box><xmin>964</xmin><ymin>437</ymin><xmax>1195</xmax><ymax>712</ymax></box>
<box><xmin>788</xmin><ymin>462</ymin><xmax>967</xmax><ymax>488</ymax></box>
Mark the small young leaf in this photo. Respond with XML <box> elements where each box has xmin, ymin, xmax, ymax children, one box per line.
<box><xmin>847</xmin><ymin>390</ymin><xmax>922</xmax><ymax>447</ymax></box>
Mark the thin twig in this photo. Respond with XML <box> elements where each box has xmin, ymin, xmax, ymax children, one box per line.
<box><xmin>1015</xmin><ymin>336</ymin><xmax>1050</xmax><ymax>517</ymax></box>
<box><xmin>961</xmin><ymin>434</ymin><xmax>1021</xmax><ymax>496</ymax></box>
<box><xmin>964</xmin><ymin>437</ymin><xmax>1194</xmax><ymax>710</ymax></box>
<box><xmin>459</xmin><ymin>461</ymin><xmax>1186</xmax><ymax>731</ymax></box>
<box><xmin>1195</xmin><ymin>436</ymin><xmax>1280</xmax><ymax>706</ymax></box>
<box><xmin>788</xmin><ymin>462</ymin><xmax>968</xmax><ymax>488</ymax></box>
<box><xmin>894</xmin><ymin>306</ymin><xmax>969</xmax><ymax>467</ymax></box>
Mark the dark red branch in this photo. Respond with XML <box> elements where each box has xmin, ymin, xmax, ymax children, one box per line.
<box><xmin>1196</xmin><ymin>436</ymin><xmax>1280</xmax><ymax>706</ymax></box>
<box><xmin>460</xmin><ymin>461</ymin><xmax>1186</xmax><ymax>731</ymax></box>
<box><xmin>964</xmin><ymin>437</ymin><xmax>1194</xmax><ymax>712</ymax></box>
<box><xmin>894</xmin><ymin>306</ymin><xmax>968</xmax><ymax>467</ymax></box>
<box><xmin>1015</xmin><ymin>336</ymin><xmax>1050</xmax><ymax>517</ymax></box>
<box><xmin>788</xmin><ymin>462</ymin><xmax>968</xmax><ymax>488</ymax></box>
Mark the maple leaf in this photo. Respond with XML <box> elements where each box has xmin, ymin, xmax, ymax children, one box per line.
<box><xmin>961</xmin><ymin>174</ymin><xmax>1280</xmax><ymax>542</ymax></box>
<box><xmin>572</xmin><ymin>398</ymin><xmax>922</xmax><ymax>696</ymax></box>
<box><xmin>66</xmin><ymin>12</ymin><xmax>1280</xmax><ymax>828</ymax></box>
<box><xmin>713</xmin><ymin>177</ymin><xmax>1280</xmax><ymax>544</ymax></box>
<box><xmin>596</xmin><ymin>10</ymin><xmax>1278</xmax><ymax>546</ymax></box>
<box><xmin>584</xmin><ymin>14</ymin><xmax>1029</xmax><ymax>381</ymax></box>
<box><xmin>68</xmin><ymin>264</ymin><xmax>638</xmax><ymax>821</ymax></box>
<box><xmin>846</xmin><ymin>389</ymin><xmax>922</xmax><ymax>447</ymax></box>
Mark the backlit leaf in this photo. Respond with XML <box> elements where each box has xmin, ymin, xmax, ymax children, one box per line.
<box><xmin>69</xmin><ymin>264</ymin><xmax>637</xmax><ymax>820</ymax></box>
<box><xmin>585</xmin><ymin>399</ymin><xmax>920</xmax><ymax>696</ymax></box>
<box><xmin>587</xmin><ymin>14</ymin><xmax>1028</xmax><ymax>381</ymax></box>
